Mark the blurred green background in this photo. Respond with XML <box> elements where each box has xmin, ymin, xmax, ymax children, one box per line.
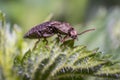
<box><xmin>0</xmin><ymin>0</ymin><xmax>120</xmax><ymax>58</ymax></box>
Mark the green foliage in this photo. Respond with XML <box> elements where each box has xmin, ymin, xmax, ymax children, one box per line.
<box><xmin>0</xmin><ymin>11</ymin><xmax>120</xmax><ymax>80</ymax></box>
<box><xmin>13</xmin><ymin>39</ymin><xmax>120</xmax><ymax>80</ymax></box>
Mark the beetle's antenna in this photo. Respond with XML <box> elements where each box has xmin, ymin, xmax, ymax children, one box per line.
<box><xmin>78</xmin><ymin>28</ymin><xmax>95</xmax><ymax>35</ymax></box>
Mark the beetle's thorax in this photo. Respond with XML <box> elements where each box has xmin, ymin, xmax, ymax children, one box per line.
<box><xmin>51</xmin><ymin>21</ymin><xmax>73</xmax><ymax>34</ymax></box>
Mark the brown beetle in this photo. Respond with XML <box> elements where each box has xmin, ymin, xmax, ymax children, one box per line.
<box><xmin>24</xmin><ymin>21</ymin><xmax>95</xmax><ymax>48</ymax></box>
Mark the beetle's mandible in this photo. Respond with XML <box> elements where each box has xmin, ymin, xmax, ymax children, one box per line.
<box><xmin>24</xmin><ymin>21</ymin><xmax>95</xmax><ymax>44</ymax></box>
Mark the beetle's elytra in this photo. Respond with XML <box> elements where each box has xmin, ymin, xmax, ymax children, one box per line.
<box><xmin>24</xmin><ymin>21</ymin><xmax>95</xmax><ymax>43</ymax></box>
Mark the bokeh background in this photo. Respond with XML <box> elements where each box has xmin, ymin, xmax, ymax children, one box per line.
<box><xmin>0</xmin><ymin>0</ymin><xmax>120</xmax><ymax>59</ymax></box>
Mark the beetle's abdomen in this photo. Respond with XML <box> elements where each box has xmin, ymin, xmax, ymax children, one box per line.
<box><xmin>24</xmin><ymin>21</ymin><xmax>55</xmax><ymax>39</ymax></box>
<box><xmin>24</xmin><ymin>27</ymin><xmax>41</xmax><ymax>39</ymax></box>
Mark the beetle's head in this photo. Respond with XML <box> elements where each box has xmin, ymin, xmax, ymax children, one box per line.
<box><xmin>69</xmin><ymin>28</ymin><xmax>78</xmax><ymax>39</ymax></box>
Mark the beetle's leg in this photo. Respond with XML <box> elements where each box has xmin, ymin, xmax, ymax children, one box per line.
<box><xmin>61</xmin><ymin>35</ymin><xmax>70</xmax><ymax>43</ymax></box>
<box><xmin>57</xmin><ymin>33</ymin><xmax>62</xmax><ymax>42</ymax></box>
<box><xmin>33</xmin><ymin>39</ymin><xmax>40</xmax><ymax>50</ymax></box>
<box><xmin>43</xmin><ymin>38</ymin><xmax>48</xmax><ymax>45</ymax></box>
<box><xmin>52</xmin><ymin>27</ymin><xmax>62</xmax><ymax>41</ymax></box>
<box><xmin>37</xmin><ymin>30</ymin><xmax>42</xmax><ymax>37</ymax></box>
<box><xmin>43</xmin><ymin>38</ymin><xmax>49</xmax><ymax>49</ymax></box>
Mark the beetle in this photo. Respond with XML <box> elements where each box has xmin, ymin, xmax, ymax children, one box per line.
<box><xmin>24</xmin><ymin>21</ymin><xmax>95</xmax><ymax>48</ymax></box>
